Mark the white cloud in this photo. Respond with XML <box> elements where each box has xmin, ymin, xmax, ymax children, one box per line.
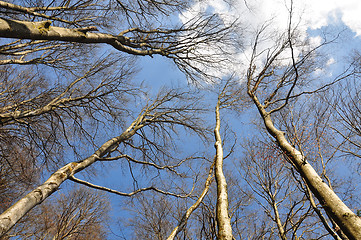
<box><xmin>308</xmin><ymin>36</ymin><xmax>322</xmax><ymax>47</ymax></box>
<box><xmin>327</xmin><ymin>57</ymin><xmax>336</xmax><ymax>66</ymax></box>
<box><xmin>242</xmin><ymin>0</ymin><xmax>361</xmax><ymax>35</ymax></box>
<box><xmin>179</xmin><ymin>0</ymin><xmax>361</xmax><ymax>78</ymax></box>
<box><xmin>181</xmin><ymin>0</ymin><xmax>361</xmax><ymax>41</ymax></box>
<box><xmin>182</xmin><ymin>0</ymin><xmax>361</xmax><ymax>40</ymax></box>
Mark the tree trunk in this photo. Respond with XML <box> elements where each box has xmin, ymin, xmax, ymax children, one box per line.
<box><xmin>0</xmin><ymin>130</ymin><xmax>136</xmax><ymax>236</ymax></box>
<box><xmin>250</xmin><ymin>93</ymin><xmax>361</xmax><ymax>240</ymax></box>
<box><xmin>0</xmin><ymin>18</ymin><xmax>164</xmax><ymax>56</ymax></box>
<box><xmin>214</xmin><ymin>101</ymin><xmax>234</xmax><ymax>240</ymax></box>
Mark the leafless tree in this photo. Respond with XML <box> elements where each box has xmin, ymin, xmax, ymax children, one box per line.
<box><xmin>0</xmin><ymin>54</ymin><xmax>138</xmax><ymax>219</ymax></box>
<box><xmin>212</xmin><ymin>79</ymin><xmax>246</xmax><ymax>240</ymax></box>
<box><xmin>3</xmin><ymin>1</ymin><xmax>361</xmax><ymax>239</ymax></box>
<box><xmin>125</xmin><ymin>79</ymin><xmax>246</xmax><ymax>240</ymax></box>
<box><xmin>0</xmin><ymin>0</ymin><xmax>237</xmax><ymax>80</ymax></box>
<box><xmin>0</xmin><ymin>0</ymin><xmax>239</xmax><ymax>237</ymax></box>
<box><xmin>240</xmin><ymin>136</ymin><xmax>343</xmax><ymax>239</ymax></box>
<box><xmin>245</xmin><ymin>6</ymin><xmax>361</xmax><ymax>239</ymax></box>
<box><xmin>327</xmin><ymin>73</ymin><xmax>361</xmax><ymax>168</ymax></box>
<box><xmin>3</xmin><ymin>186</ymin><xmax>110</xmax><ymax>239</ymax></box>
<box><xmin>0</xmin><ymin>87</ymin><xmax>209</xmax><ymax>236</ymax></box>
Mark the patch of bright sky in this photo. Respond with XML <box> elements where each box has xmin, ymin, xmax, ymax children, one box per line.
<box><xmin>179</xmin><ymin>0</ymin><xmax>361</xmax><ymax>78</ymax></box>
<box><xmin>182</xmin><ymin>0</ymin><xmax>361</xmax><ymax>36</ymax></box>
<box><xmin>137</xmin><ymin>55</ymin><xmax>189</xmax><ymax>91</ymax></box>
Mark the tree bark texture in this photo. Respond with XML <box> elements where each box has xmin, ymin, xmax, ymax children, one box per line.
<box><xmin>0</xmin><ymin>126</ymin><xmax>138</xmax><ymax>236</ymax></box>
<box><xmin>249</xmin><ymin>93</ymin><xmax>361</xmax><ymax>240</ymax></box>
<box><xmin>0</xmin><ymin>18</ymin><xmax>165</xmax><ymax>56</ymax></box>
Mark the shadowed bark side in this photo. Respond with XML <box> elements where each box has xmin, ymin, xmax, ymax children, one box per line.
<box><xmin>245</xmin><ymin>5</ymin><xmax>361</xmax><ymax>237</ymax></box>
<box><xmin>247</xmin><ymin>91</ymin><xmax>361</xmax><ymax>240</ymax></box>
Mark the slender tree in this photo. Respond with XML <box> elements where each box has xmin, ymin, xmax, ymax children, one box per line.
<box><xmin>0</xmin><ymin>0</ymin><xmax>237</xmax><ymax>236</ymax></box>
<box><xmin>0</xmin><ymin>87</ymin><xmax>207</xmax><ymax>236</ymax></box>
<box><xmin>213</xmin><ymin>81</ymin><xmax>236</xmax><ymax>240</ymax></box>
<box><xmin>4</xmin><ymin>187</ymin><xmax>110</xmax><ymax>239</ymax></box>
<box><xmin>246</xmin><ymin>9</ymin><xmax>361</xmax><ymax>239</ymax></box>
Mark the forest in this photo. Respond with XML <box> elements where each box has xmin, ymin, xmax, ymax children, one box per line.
<box><xmin>1</xmin><ymin>0</ymin><xmax>361</xmax><ymax>239</ymax></box>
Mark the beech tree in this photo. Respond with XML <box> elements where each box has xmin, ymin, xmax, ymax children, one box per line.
<box><xmin>125</xmin><ymin>80</ymin><xmax>246</xmax><ymax>240</ymax></box>
<box><xmin>0</xmin><ymin>0</ymin><xmax>236</xmax><ymax>237</ymax></box>
<box><xmin>240</xmin><ymin>133</ymin><xmax>350</xmax><ymax>239</ymax></box>
<box><xmin>2</xmin><ymin>0</ymin><xmax>361</xmax><ymax>239</ymax></box>
<box><xmin>0</xmin><ymin>86</ymin><xmax>209</xmax><ymax>236</ymax></box>
<box><xmin>0</xmin><ymin>0</ymin><xmax>235</xmax><ymax>80</ymax></box>
<box><xmin>4</xmin><ymin>187</ymin><xmax>110</xmax><ymax>239</ymax></box>
<box><xmin>245</xmin><ymin>9</ymin><xmax>361</xmax><ymax>240</ymax></box>
<box><xmin>212</xmin><ymin>79</ymin><xmax>245</xmax><ymax>240</ymax></box>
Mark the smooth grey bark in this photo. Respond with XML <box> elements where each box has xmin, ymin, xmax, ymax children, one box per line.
<box><xmin>0</xmin><ymin>18</ymin><xmax>166</xmax><ymax>56</ymax></box>
<box><xmin>214</xmin><ymin>98</ymin><xmax>233</xmax><ymax>240</ymax></box>
<box><xmin>272</xmin><ymin>201</ymin><xmax>287</xmax><ymax>240</ymax></box>
<box><xmin>248</xmin><ymin>92</ymin><xmax>361</xmax><ymax>240</ymax></box>
<box><xmin>305</xmin><ymin>185</ymin><xmax>344</xmax><ymax>240</ymax></box>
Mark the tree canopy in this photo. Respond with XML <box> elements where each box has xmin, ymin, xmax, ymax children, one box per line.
<box><xmin>1</xmin><ymin>0</ymin><xmax>361</xmax><ymax>239</ymax></box>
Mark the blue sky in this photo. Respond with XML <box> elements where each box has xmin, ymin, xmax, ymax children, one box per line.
<box><xmin>61</xmin><ymin>1</ymin><xmax>361</xmax><ymax>238</ymax></box>
<box><xmin>4</xmin><ymin>0</ymin><xmax>361</xmax><ymax>238</ymax></box>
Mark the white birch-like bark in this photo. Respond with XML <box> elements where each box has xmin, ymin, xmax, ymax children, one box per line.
<box><xmin>167</xmin><ymin>162</ymin><xmax>214</xmax><ymax>240</ymax></box>
<box><xmin>214</xmin><ymin>99</ymin><xmax>233</xmax><ymax>240</ymax></box>
<box><xmin>0</xmin><ymin>120</ymin><xmax>140</xmax><ymax>236</ymax></box>
<box><xmin>249</xmin><ymin>93</ymin><xmax>361</xmax><ymax>240</ymax></box>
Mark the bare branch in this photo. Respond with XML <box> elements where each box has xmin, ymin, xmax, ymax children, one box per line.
<box><xmin>0</xmin><ymin>1</ymin><xmax>74</xmax><ymax>24</ymax></box>
<box><xmin>167</xmin><ymin>162</ymin><xmax>214</xmax><ymax>240</ymax></box>
<box><xmin>69</xmin><ymin>175</ymin><xmax>190</xmax><ymax>198</ymax></box>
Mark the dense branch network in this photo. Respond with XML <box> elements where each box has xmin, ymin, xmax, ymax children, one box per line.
<box><xmin>246</xmin><ymin>17</ymin><xmax>361</xmax><ymax>239</ymax></box>
<box><xmin>0</xmin><ymin>86</ymin><xmax>206</xmax><ymax>236</ymax></box>
<box><xmin>0</xmin><ymin>1</ymin><xmax>235</xmax><ymax>81</ymax></box>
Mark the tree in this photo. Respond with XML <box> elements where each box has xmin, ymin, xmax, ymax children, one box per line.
<box><xmin>329</xmin><ymin>76</ymin><xmax>361</xmax><ymax>166</ymax></box>
<box><xmin>0</xmin><ymin>0</ymin><xmax>236</xmax><ymax>237</ymax></box>
<box><xmin>212</xmin><ymin>79</ymin><xmax>244</xmax><ymax>240</ymax></box>
<box><xmin>126</xmin><ymin>79</ymin><xmax>245</xmax><ymax>240</ymax></box>
<box><xmin>0</xmin><ymin>87</ymin><xmax>208</xmax><ymax>236</ymax></box>
<box><xmin>3</xmin><ymin>0</ymin><xmax>361</xmax><ymax>239</ymax></box>
<box><xmin>240</xmin><ymin>135</ymin><xmax>349</xmax><ymax>239</ymax></box>
<box><xmin>245</xmin><ymin>8</ymin><xmax>361</xmax><ymax>240</ymax></box>
<box><xmin>4</xmin><ymin>187</ymin><xmax>110</xmax><ymax>239</ymax></box>
<box><xmin>0</xmin><ymin>0</ymin><xmax>235</xmax><ymax>80</ymax></box>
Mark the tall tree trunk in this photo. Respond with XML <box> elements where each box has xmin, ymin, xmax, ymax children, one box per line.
<box><xmin>0</xmin><ymin>126</ymin><xmax>138</xmax><ymax>236</ymax></box>
<box><xmin>249</xmin><ymin>92</ymin><xmax>361</xmax><ymax>240</ymax></box>
<box><xmin>214</xmin><ymin>100</ymin><xmax>234</xmax><ymax>240</ymax></box>
<box><xmin>272</xmin><ymin>201</ymin><xmax>287</xmax><ymax>240</ymax></box>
